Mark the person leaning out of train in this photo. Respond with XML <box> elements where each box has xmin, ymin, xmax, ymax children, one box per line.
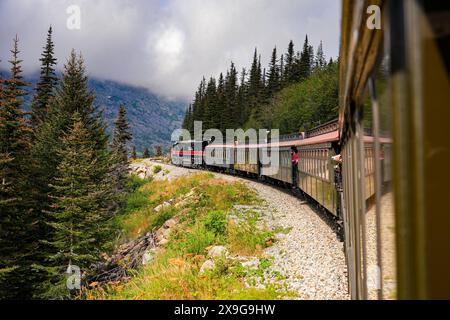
<box><xmin>291</xmin><ymin>146</ymin><xmax>299</xmax><ymax>186</ymax></box>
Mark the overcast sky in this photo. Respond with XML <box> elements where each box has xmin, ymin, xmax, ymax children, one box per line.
<box><xmin>0</xmin><ymin>0</ymin><xmax>341</xmax><ymax>100</ymax></box>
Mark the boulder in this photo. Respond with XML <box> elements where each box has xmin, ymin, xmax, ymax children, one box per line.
<box><xmin>163</xmin><ymin>218</ymin><xmax>178</xmax><ymax>229</ymax></box>
<box><xmin>142</xmin><ymin>251</ymin><xmax>154</xmax><ymax>265</ymax></box>
<box><xmin>199</xmin><ymin>260</ymin><xmax>215</xmax><ymax>274</ymax></box>
<box><xmin>155</xmin><ymin>227</ymin><xmax>171</xmax><ymax>243</ymax></box>
<box><xmin>241</xmin><ymin>258</ymin><xmax>260</xmax><ymax>270</ymax></box>
<box><xmin>207</xmin><ymin>246</ymin><xmax>228</xmax><ymax>259</ymax></box>
<box><xmin>154</xmin><ymin>201</ymin><xmax>171</xmax><ymax>212</ymax></box>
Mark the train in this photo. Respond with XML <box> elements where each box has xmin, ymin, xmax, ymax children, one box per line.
<box><xmin>172</xmin><ymin>0</ymin><xmax>450</xmax><ymax>300</ymax></box>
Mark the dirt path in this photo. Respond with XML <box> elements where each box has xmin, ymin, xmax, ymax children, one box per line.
<box><xmin>130</xmin><ymin>160</ymin><xmax>349</xmax><ymax>299</ymax></box>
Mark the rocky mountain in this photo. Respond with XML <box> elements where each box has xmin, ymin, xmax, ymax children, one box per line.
<box><xmin>88</xmin><ymin>79</ymin><xmax>186</xmax><ymax>154</ymax></box>
<box><xmin>6</xmin><ymin>71</ymin><xmax>186</xmax><ymax>154</ymax></box>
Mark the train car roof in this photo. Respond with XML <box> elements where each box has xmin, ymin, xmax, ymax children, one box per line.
<box><xmin>205</xmin><ymin>130</ymin><xmax>340</xmax><ymax>149</ymax></box>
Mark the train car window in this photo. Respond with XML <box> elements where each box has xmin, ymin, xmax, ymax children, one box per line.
<box><xmin>374</xmin><ymin>40</ymin><xmax>396</xmax><ymax>301</ymax></box>
<box><xmin>360</xmin><ymin>85</ymin><xmax>380</xmax><ymax>300</ymax></box>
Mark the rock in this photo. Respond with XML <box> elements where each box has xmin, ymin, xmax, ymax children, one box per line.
<box><xmin>142</xmin><ymin>251</ymin><xmax>154</xmax><ymax>265</ymax></box>
<box><xmin>275</xmin><ymin>233</ymin><xmax>287</xmax><ymax>241</ymax></box>
<box><xmin>158</xmin><ymin>238</ymin><xmax>169</xmax><ymax>246</ymax></box>
<box><xmin>163</xmin><ymin>218</ymin><xmax>178</xmax><ymax>229</ymax></box>
<box><xmin>154</xmin><ymin>201</ymin><xmax>171</xmax><ymax>212</ymax></box>
<box><xmin>207</xmin><ymin>246</ymin><xmax>228</xmax><ymax>259</ymax></box>
<box><xmin>156</xmin><ymin>227</ymin><xmax>171</xmax><ymax>243</ymax></box>
<box><xmin>241</xmin><ymin>258</ymin><xmax>260</xmax><ymax>270</ymax></box>
<box><xmin>199</xmin><ymin>260</ymin><xmax>215</xmax><ymax>274</ymax></box>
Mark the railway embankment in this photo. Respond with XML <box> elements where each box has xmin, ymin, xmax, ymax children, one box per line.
<box><xmin>87</xmin><ymin>160</ymin><xmax>348</xmax><ymax>300</ymax></box>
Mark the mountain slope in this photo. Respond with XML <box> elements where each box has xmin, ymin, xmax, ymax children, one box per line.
<box><xmin>89</xmin><ymin>79</ymin><xmax>185</xmax><ymax>154</ymax></box>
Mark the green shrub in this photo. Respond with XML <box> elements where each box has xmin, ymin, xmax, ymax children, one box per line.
<box><xmin>204</xmin><ymin>210</ymin><xmax>227</xmax><ymax>235</ymax></box>
<box><xmin>153</xmin><ymin>165</ymin><xmax>162</xmax><ymax>174</ymax></box>
<box><xmin>152</xmin><ymin>208</ymin><xmax>175</xmax><ymax>230</ymax></box>
<box><xmin>127</xmin><ymin>174</ymin><xmax>152</xmax><ymax>192</ymax></box>
<box><xmin>182</xmin><ymin>223</ymin><xmax>215</xmax><ymax>255</ymax></box>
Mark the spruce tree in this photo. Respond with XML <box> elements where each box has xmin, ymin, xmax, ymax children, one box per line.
<box><xmin>131</xmin><ymin>146</ymin><xmax>137</xmax><ymax>160</ymax></box>
<box><xmin>279</xmin><ymin>54</ymin><xmax>284</xmax><ymax>86</ymax></box>
<box><xmin>143</xmin><ymin>148</ymin><xmax>150</xmax><ymax>158</ymax></box>
<box><xmin>298</xmin><ymin>35</ymin><xmax>313</xmax><ymax>81</ymax></box>
<box><xmin>216</xmin><ymin>73</ymin><xmax>226</xmax><ymax>133</ymax></box>
<box><xmin>0</xmin><ymin>36</ymin><xmax>34</xmax><ymax>299</ymax></box>
<box><xmin>31</xmin><ymin>26</ymin><xmax>58</xmax><ymax>128</ymax></box>
<box><xmin>32</xmin><ymin>50</ymin><xmax>111</xmax><ymax>297</ymax></box>
<box><xmin>267</xmin><ymin>47</ymin><xmax>280</xmax><ymax>97</ymax></box>
<box><xmin>225</xmin><ymin>62</ymin><xmax>238</xmax><ymax>129</ymax></box>
<box><xmin>247</xmin><ymin>49</ymin><xmax>263</xmax><ymax>124</ymax></box>
<box><xmin>110</xmin><ymin>105</ymin><xmax>132</xmax><ymax>213</ymax></box>
<box><xmin>315</xmin><ymin>41</ymin><xmax>326</xmax><ymax>70</ymax></box>
<box><xmin>284</xmin><ymin>40</ymin><xmax>295</xmax><ymax>84</ymax></box>
<box><xmin>43</xmin><ymin>112</ymin><xmax>110</xmax><ymax>298</ymax></box>
<box><xmin>203</xmin><ymin>77</ymin><xmax>217</xmax><ymax>130</ymax></box>
<box><xmin>155</xmin><ymin>146</ymin><xmax>162</xmax><ymax>157</ymax></box>
<box><xmin>237</xmin><ymin>68</ymin><xmax>248</xmax><ymax>127</ymax></box>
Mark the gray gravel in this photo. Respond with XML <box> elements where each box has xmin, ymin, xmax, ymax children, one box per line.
<box><xmin>230</xmin><ymin>178</ymin><xmax>349</xmax><ymax>300</ymax></box>
<box><xmin>130</xmin><ymin>161</ymin><xmax>349</xmax><ymax>299</ymax></box>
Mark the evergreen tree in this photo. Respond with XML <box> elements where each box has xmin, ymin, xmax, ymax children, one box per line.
<box><xmin>216</xmin><ymin>73</ymin><xmax>226</xmax><ymax>132</ymax></box>
<box><xmin>31</xmin><ymin>50</ymin><xmax>111</xmax><ymax>297</ymax></box>
<box><xmin>131</xmin><ymin>146</ymin><xmax>137</xmax><ymax>160</ymax></box>
<box><xmin>203</xmin><ymin>77</ymin><xmax>217</xmax><ymax>130</ymax></box>
<box><xmin>31</xmin><ymin>26</ymin><xmax>58</xmax><ymax>128</ymax></box>
<box><xmin>298</xmin><ymin>35</ymin><xmax>313</xmax><ymax>81</ymax></box>
<box><xmin>247</xmin><ymin>49</ymin><xmax>263</xmax><ymax>124</ymax></box>
<box><xmin>225</xmin><ymin>62</ymin><xmax>238</xmax><ymax>129</ymax></box>
<box><xmin>267</xmin><ymin>47</ymin><xmax>280</xmax><ymax>97</ymax></box>
<box><xmin>284</xmin><ymin>40</ymin><xmax>295</xmax><ymax>84</ymax></box>
<box><xmin>143</xmin><ymin>148</ymin><xmax>150</xmax><ymax>158</ymax></box>
<box><xmin>43</xmin><ymin>113</ymin><xmax>110</xmax><ymax>298</ymax></box>
<box><xmin>315</xmin><ymin>41</ymin><xmax>326</xmax><ymax>70</ymax></box>
<box><xmin>237</xmin><ymin>68</ymin><xmax>248</xmax><ymax>127</ymax></box>
<box><xmin>279</xmin><ymin>54</ymin><xmax>284</xmax><ymax>86</ymax></box>
<box><xmin>110</xmin><ymin>105</ymin><xmax>132</xmax><ymax>213</ymax></box>
<box><xmin>155</xmin><ymin>146</ymin><xmax>162</xmax><ymax>157</ymax></box>
<box><xmin>0</xmin><ymin>36</ymin><xmax>34</xmax><ymax>299</ymax></box>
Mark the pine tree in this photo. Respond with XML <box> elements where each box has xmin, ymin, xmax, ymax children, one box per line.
<box><xmin>31</xmin><ymin>26</ymin><xmax>58</xmax><ymax>128</ymax></box>
<box><xmin>143</xmin><ymin>148</ymin><xmax>150</xmax><ymax>158</ymax></box>
<box><xmin>247</xmin><ymin>49</ymin><xmax>263</xmax><ymax>124</ymax></box>
<box><xmin>131</xmin><ymin>146</ymin><xmax>137</xmax><ymax>159</ymax></box>
<box><xmin>315</xmin><ymin>41</ymin><xmax>326</xmax><ymax>70</ymax></box>
<box><xmin>216</xmin><ymin>73</ymin><xmax>226</xmax><ymax>132</ymax></box>
<box><xmin>237</xmin><ymin>68</ymin><xmax>248</xmax><ymax>127</ymax></box>
<box><xmin>298</xmin><ymin>35</ymin><xmax>313</xmax><ymax>81</ymax></box>
<box><xmin>155</xmin><ymin>146</ymin><xmax>162</xmax><ymax>157</ymax></box>
<box><xmin>110</xmin><ymin>105</ymin><xmax>132</xmax><ymax>213</ymax></box>
<box><xmin>284</xmin><ymin>40</ymin><xmax>295</xmax><ymax>84</ymax></box>
<box><xmin>0</xmin><ymin>35</ymin><xmax>34</xmax><ymax>299</ymax></box>
<box><xmin>267</xmin><ymin>47</ymin><xmax>280</xmax><ymax>97</ymax></box>
<box><xmin>31</xmin><ymin>50</ymin><xmax>111</xmax><ymax>297</ymax></box>
<box><xmin>43</xmin><ymin>112</ymin><xmax>110</xmax><ymax>298</ymax></box>
<box><xmin>203</xmin><ymin>77</ymin><xmax>217</xmax><ymax>130</ymax></box>
<box><xmin>225</xmin><ymin>62</ymin><xmax>238</xmax><ymax>129</ymax></box>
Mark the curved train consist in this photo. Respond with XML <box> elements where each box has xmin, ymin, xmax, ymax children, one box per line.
<box><xmin>172</xmin><ymin>0</ymin><xmax>450</xmax><ymax>300</ymax></box>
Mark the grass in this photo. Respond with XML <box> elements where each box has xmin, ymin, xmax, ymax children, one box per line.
<box><xmin>88</xmin><ymin>173</ymin><xmax>291</xmax><ymax>300</ymax></box>
<box><xmin>152</xmin><ymin>165</ymin><xmax>162</xmax><ymax>174</ymax></box>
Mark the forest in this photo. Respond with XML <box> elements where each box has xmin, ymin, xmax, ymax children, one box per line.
<box><xmin>0</xmin><ymin>27</ymin><xmax>133</xmax><ymax>299</ymax></box>
<box><xmin>182</xmin><ymin>36</ymin><xmax>339</xmax><ymax>135</ymax></box>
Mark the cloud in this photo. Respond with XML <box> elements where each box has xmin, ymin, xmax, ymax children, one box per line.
<box><xmin>0</xmin><ymin>0</ymin><xmax>341</xmax><ymax>100</ymax></box>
